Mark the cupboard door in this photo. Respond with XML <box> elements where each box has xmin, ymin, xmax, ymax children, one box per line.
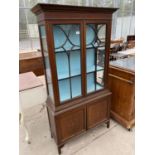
<box><xmin>56</xmin><ymin>106</ymin><xmax>86</xmax><ymax>143</ymax></box>
<box><xmin>52</xmin><ymin>24</ymin><xmax>82</xmax><ymax>103</ymax></box>
<box><xmin>87</xmin><ymin>97</ymin><xmax>109</xmax><ymax>129</ymax></box>
<box><xmin>86</xmin><ymin>23</ymin><xmax>106</xmax><ymax>94</ymax></box>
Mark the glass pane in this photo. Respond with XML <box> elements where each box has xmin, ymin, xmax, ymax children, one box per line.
<box><xmin>52</xmin><ymin>24</ymin><xmax>82</xmax><ymax>102</ymax></box>
<box><xmin>31</xmin><ymin>38</ymin><xmax>40</xmax><ymax>50</ymax></box>
<box><xmin>70</xmin><ymin>51</ymin><xmax>81</xmax><ymax>76</ymax></box>
<box><xmin>58</xmin><ymin>79</ymin><xmax>71</xmax><ymax>102</ymax></box>
<box><xmin>97</xmin><ymin>47</ymin><xmax>105</xmax><ymax>69</ymax></box>
<box><xmin>53</xmin><ymin>25</ymin><xmax>80</xmax><ymax>52</ymax></box>
<box><xmin>71</xmin><ymin>76</ymin><xmax>81</xmax><ymax>98</ymax></box>
<box><xmin>86</xmin><ymin>24</ymin><xmax>106</xmax><ymax>93</ymax></box>
<box><xmin>55</xmin><ymin>53</ymin><xmax>69</xmax><ymax>80</ymax></box>
<box><xmin>86</xmin><ymin>48</ymin><xmax>95</xmax><ymax>73</ymax></box>
<box><xmin>87</xmin><ymin>73</ymin><xmax>95</xmax><ymax>93</ymax></box>
<box><xmin>40</xmin><ymin>26</ymin><xmax>54</xmax><ymax>99</ymax></box>
<box><xmin>96</xmin><ymin>70</ymin><xmax>104</xmax><ymax>90</ymax></box>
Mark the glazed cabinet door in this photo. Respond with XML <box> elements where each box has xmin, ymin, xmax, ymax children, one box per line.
<box><xmin>85</xmin><ymin>22</ymin><xmax>107</xmax><ymax>94</ymax></box>
<box><xmin>56</xmin><ymin>106</ymin><xmax>86</xmax><ymax>144</ymax></box>
<box><xmin>51</xmin><ymin>23</ymin><xmax>83</xmax><ymax>104</ymax></box>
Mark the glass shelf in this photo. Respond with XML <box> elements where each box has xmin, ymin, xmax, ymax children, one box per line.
<box><xmin>96</xmin><ymin>84</ymin><xmax>103</xmax><ymax>90</ymax></box>
<box><xmin>54</xmin><ymin>46</ymin><xmax>105</xmax><ymax>53</ymax></box>
<box><xmin>55</xmin><ymin>47</ymin><xmax>81</xmax><ymax>53</ymax></box>
<box><xmin>87</xmin><ymin>65</ymin><xmax>103</xmax><ymax>73</ymax></box>
<box><xmin>86</xmin><ymin>43</ymin><xmax>105</xmax><ymax>49</ymax></box>
<box><xmin>57</xmin><ymin>70</ymin><xmax>81</xmax><ymax>80</ymax></box>
<box><xmin>87</xmin><ymin>83</ymin><xmax>103</xmax><ymax>93</ymax></box>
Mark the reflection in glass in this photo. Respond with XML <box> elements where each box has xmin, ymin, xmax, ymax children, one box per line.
<box><xmin>96</xmin><ymin>70</ymin><xmax>104</xmax><ymax>90</ymax></box>
<box><xmin>86</xmin><ymin>24</ymin><xmax>106</xmax><ymax>93</ymax></box>
<box><xmin>52</xmin><ymin>24</ymin><xmax>82</xmax><ymax>102</ymax></box>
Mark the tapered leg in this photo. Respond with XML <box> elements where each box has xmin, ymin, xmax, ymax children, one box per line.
<box><xmin>46</xmin><ymin>107</ymin><xmax>53</xmax><ymax>139</ymax></box>
<box><xmin>107</xmin><ymin>121</ymin><xmax>110</xmax><ymax>128</ymax></box>
<box><xmin>57</xmin><ymin>144</ymin><xmax>65</xmax><ymax>155</ymax></box>
<box><xmin>58</xmin><ymin>146</ymin><xmax>61</xmax><ymax>155</ymax></box>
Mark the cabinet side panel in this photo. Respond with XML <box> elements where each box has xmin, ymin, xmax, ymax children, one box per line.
<box><xmin>108</xmin><ymin>67</ymin><xmax>135</xmax><ymax>122</ymax></box>
<box><xmin>109</xmin><ymin>76</ymin><xmax>134</xmax><ymax>121</ymax></box>
<box><xmin>46</xmin><ymin>105</ymin><xmax>58</xmax><ymax>144</ymax></box>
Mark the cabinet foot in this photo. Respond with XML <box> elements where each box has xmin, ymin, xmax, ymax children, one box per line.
<box><xmin>50</xmin><ymin>132</ymin><xmax>54</xmax><ymax>139</ymax></box>
<box><xmin>57</xmin><ymin>145</ymin><xmax>63</xmax><ymax>155</ymax></box>
<box><xmin>107</xmin><ymin>121</ymin><xmax>110</xmax><ymax>128</ymax></box>
<box><xmin>128</xmin><ymin>128</ymin><xmax>132</xmax><ymax>132</ymax></box>
<box><xmin>58</xmin><ymin>147</ymin><xmax>61</xmax><ymax>154</ymax></box>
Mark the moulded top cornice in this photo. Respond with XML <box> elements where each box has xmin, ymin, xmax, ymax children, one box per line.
<box><xmin>31</xmin><ymin>3</ymin><xmax>118</xmax><ymax>15</ymax></box>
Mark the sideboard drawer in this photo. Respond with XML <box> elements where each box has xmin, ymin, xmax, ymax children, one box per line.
<box><xmin>56</xmin><ymin>106</ymin><xmax>86</xmax><ymax>143</ymax></box>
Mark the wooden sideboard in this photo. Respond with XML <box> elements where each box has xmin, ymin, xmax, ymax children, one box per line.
<box><xmin>108</xmin><ymin>57</ymin><xmax>135</xmax><ymax>130</ymax></box>
<box><xmin>19</xmin><ymin>52</ymin><xmax>44</xmax><ymax>76</ymax></box>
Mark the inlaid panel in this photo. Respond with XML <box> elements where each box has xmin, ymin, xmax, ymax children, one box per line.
<box><xmin>87</xmin><ymin>98</ymin><xmax>108</xmax><ymax>129</ymax></box>
<box><xmin>56</xmin><ymin>106</ymin><xmax>86</xmax><ymax>143</ymax></box>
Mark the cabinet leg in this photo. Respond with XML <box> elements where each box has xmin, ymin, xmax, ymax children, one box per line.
<box><xmin>107</xmin><ymin>121</ymin><xmax>110</xmax><ymax>128</ymax></box>
<box><xmin>128</xmin><ymin>128</ymin><xmax>132</xmax><ymax>132</ymax></box>
<box><xmin>57</xmin><ymin>145</ymin><xmax>64</xmax><ymax>155</ymax></box>
<box><xmin>58</xmin><ymin>146</ymin><xmax>61</xmax><ymax>155</ymax></box>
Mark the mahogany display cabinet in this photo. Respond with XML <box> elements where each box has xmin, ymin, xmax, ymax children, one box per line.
<box><xmin>32</xmin><ymin>3</ymin><xmax>117</xmax><ymax>154</ymax></box>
